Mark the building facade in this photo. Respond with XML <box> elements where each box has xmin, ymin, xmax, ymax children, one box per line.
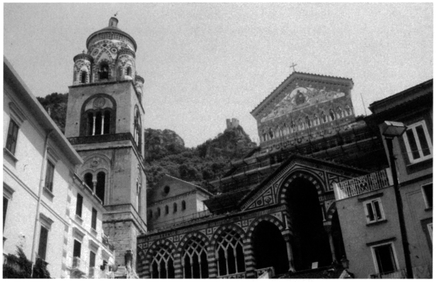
<box><xmin>334</xmin><ymin>79</ymin><xmax>433</xmax><ymax>278</ymax></box>
<box><xmin>137</xmin><ymin>71</ymin><xmax>390</xmax><ymax>278</ymax></box>
<box><xmin>3</xmin><ymin>57</ymin><xmax>114</xmax><ymax>278</ymax></box>
<box><xmin>64</xmin><ymin>17</ymin><xmax>148</xmax><ymax>271</ymax></box>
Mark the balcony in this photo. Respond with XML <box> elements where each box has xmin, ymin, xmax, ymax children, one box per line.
<box><xmin>333</xmin><ymin>168</ymin><xmax>393</xmax><ymax>200</ymax></box>
<box><xmin>70</xmin><ymin>256</ymin><xmax>87</xmax><ymax>278</ymax></box>
<box><xmin>370</xmin><ymin>264</ymin><xmax>432</xmax><ymax>279</ymax></box>
<box><xmin>217</xmin><ymin>271</ymin><xmax>246</xmax><ymax>279</ymax></box>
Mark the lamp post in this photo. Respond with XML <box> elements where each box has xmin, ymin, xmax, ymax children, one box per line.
<box><xmin>381</xmin><ymin>121</ymin><xmax>413</xmax><ymax>278</ymax></box>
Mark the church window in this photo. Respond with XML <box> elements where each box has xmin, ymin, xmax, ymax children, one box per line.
<box><xmin>84</xmin><ymin>173</ymin><xmax>93</xmax><ymax>190</ymax></box>
<box><xmin>182</xmin><ymin>237</ymin><xmax>209</xmax><ymax>278</ymax></box>
<box><xmin>216</xmin><ymin>229</ymin><xmax>245</xmax><ymax>277</ymax></box>
<box><xmin>337</xmin><ymin>107</ymin><xmax>344</xmax><ymax>119</ymax></box>
<box><xmin>305</xmin><ymin>116</ymin><xmax>311</xmax><ymax>128</ymax></box>
<box><xmin>173</xmin><ymin>203</ymin><xmax>177</xmax><ymax>213</ymax></box>
<box><xmin>165</xmin><ymin>205</ymin><xmax>169</xmax><ymax>215</ymax></box>
<box><xmin>96</xmin><ymin>172</ymin><xmax>106</xmax><ymax>205</ymax></box>
<box><xmin>99</xmin><ymin>62</ymin><xmax>109</xmax><ymax>80</ymax></box>
<box><xmin>126</xmin><ymin>66</ymin><xmax>132</xmax><ymax>77</ymax></box>
<box><xmin>151</xmin><ymin>245</ymin><xmax>175</xmax><ymax>278</ymax></box>
<box><xmin>148</xmin><ymin>210</ymin><xmax>153</xmax><ymax>219</ymax></box>
<box><xmin>157</xmin><ymin>208</ymin><xmax>161</xmax><ymax>217</ymax></box>
<box><xmin>345</xmin><ymin>105</ymin><xmax>352</xmax><ymax>116</ymax></box>
<box><xmin>329</xmin><ymin>109</ymin><xmax>336</xmax><ymax>121</ymax></box>
<box><xmin>81</xmin><ymin>71</ymin><xmax>87</xmax><ymax>83</ymax></box>
<box><xmin>313</xmin><ymin>115</ymin><xmax>319</xmax><ymax>126</ymax></box>
<box><xmin>269</xmin><ymin>128</ymin><xmax>274</xmax><ymax>139</ymax></box>
<box><xmin>321</xmin><ymin>112</ymin><xmax>328</xmax><ymax>123</ymax></box>
<box><xmin>182</xmin><ymin>201</ymin><xmax>186</xmax><ymax>211</ymax></box>
<box><xmin>82</xmin><ymin>95</ymin><xmax>115</xmax><ymax>136</ymax></box>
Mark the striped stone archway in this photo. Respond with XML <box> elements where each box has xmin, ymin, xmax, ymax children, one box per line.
<box><xmin>278</xmin><ymin>170</ymin><xmax>325</xmax><ymax>205</ymax></box>
<box><xmin>143</xmin><ymin>239</ymin><xmax>177</xmax><ymax>278</ymax></box>
<box><xmin>176</xmin><ymin>231</ymin><xmax>211</xmax><ymax>278</ymax></box>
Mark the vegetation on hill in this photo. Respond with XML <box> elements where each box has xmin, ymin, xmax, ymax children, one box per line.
<box><xmin>37</xmin><ymin>93</ymin><xmax>68</xmax><ymax>133</ymax></box>
<box><xmin>38</xmin><ymin>93</ymin><xmax>257</xmax><ymax>194</ymax></box>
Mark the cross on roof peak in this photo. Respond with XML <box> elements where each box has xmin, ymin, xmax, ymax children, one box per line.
<box><xmin>290</xmin><ymin>63</ymin><xmax>297</xmax><ymax>72</ymax></box>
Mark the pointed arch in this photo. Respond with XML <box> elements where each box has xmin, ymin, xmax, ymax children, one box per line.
<box><xmin>278</xmin><ymin>170</ymin><xmax>325</xmax><ymax>205</ymax></box>
<box><xmin>177</xmin><ymin>232</ymin><xmax>210</xmax><ymax>278</ymax></box>
<box><xmin>211</xmin><ymin>224</ymin><xmax>246</xmax><ymax>277</ymax></box>
<box><xmin>146</xmin><ymin>239</ymin><xmax>177</xmax><ymax>278</ymax></box>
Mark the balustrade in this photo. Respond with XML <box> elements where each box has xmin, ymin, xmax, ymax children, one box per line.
<box><xmin>333</xmin><ymin>168</ymin><xmax>393</xmax><ymax>200</ymax></box>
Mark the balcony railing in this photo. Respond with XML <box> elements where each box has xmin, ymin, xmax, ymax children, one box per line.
<box><xmin>72</xmin><ymin>256</ymin><xmax>88</xmax><ymax>276</ymax></box>
<box><xmin>217</xmin><ymin>271</ymin><xmax>246</xmax><ymax>279</ymax></box>
<box><xmin>333</xmin><ymin>168</ymin><xmax>393</xmax><ymax>200</ymax></box>
<box><xmin>370</xmin><ymin>264</ymin><xmax>431</xmax><ymax>279</ymax></box>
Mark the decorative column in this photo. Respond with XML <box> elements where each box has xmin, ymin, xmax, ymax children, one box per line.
<box><xmin>173</xmin><ymin>251</ymin><xmax>183</xmax><ymax>278</ymax></box>
<box><xmin>243</xmin><ymin>237</ymin><xmax>257</xmax><ymax>278</ymax></box>
<box><xmin>92</xmin><ymin>113</ymin><xmax>96</xmax><ymax>135</ymax></box>
<box><xmin>323</xmin><ymin>221</ymin><xmax>336</xmax><ymax>263</ymax></box>
<box><xmin>207</xmin><ymin>245</ymin><xmax>218</xmax><ymax>278</ymax></box>
<box><xmin>282</xmin><ymin>231</ymin><xmax>296</xmax><ymax>272</ymax></box>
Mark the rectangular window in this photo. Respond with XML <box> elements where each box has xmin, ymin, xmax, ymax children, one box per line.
<box><xmin>428</xmin><ymin>223</ymin><xmax>433</xmax><ymax>242</ymax></box>
<box><xmin>38</xmin><ymin>226</ymin><xmax>49</xmax><ymax>260</ymax></box>
<box><xmin>91</xmin><ymin>208</ymin><xmax>97</xmax><ymax>230</ymax></box>
<box><xmin>403</xmin><ymin>120</ymin><xmax>432</xmax><ymax>164</ymax></box>
<box><xmin>76</xmin><ymin>194</ymin><xmax>83</xmax><ymax>217</ymax></box>
<box><xmin>371</xmin><ymin>243</ymin><xmax>398</xmax><ymax>275</ymax></box>
<box><xmin>73</xmin><ymin>239</ymin><xmax>81</xmax><ymax>258</ymax></box>
<box><xmin>44</xmin><ymin>161</ymin><xmax>55</xmax><ymax>192</ymax></box>
<box><xmin>422</xmin><ymin>183</ymin><xmax>432</xmax><ymax>209</ymax></box>
<box><xmin>364</xmin><ymin>198</ymin><xmax>385</xmax><ymax>223</ymax></box>
<box><xmin>89</xmin><ymin>250</ymin><xmax>96</xmax><ymax>268</ymax></box>
<box><xmin>6</xmin><ymin>119</ymin><xmax>19</xmax><ymax>155</ymax></box>
<box><xmin>3</xmin><ymin>196</ymin><xmax>8</xmax><ymax>230</ymax></box>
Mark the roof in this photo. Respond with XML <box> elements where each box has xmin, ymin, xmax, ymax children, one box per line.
<box><xmin>148</xmin><ymin>174</ymin><xmax>213</xmax><ymax>205</ymax></box>
<box><xmin>205</xmin><ymin>153</ymin><xmax>368</xmax><ymax>213</ymax></box>
<box><xmin>86</xmin><ymin>17</ymin><xmax>137</xmax><ymax>51</ymax></box>
<box><xmin>251</xmin><ymin>71</ymin><xmax>354</xmax><ymax>117</ymax></box>
<box><xmin>4</xmin><ymin>57</ymin><xmax>83</xmax><ymax>166</ymax></box>
<box><xmin>369</xmin><ymin>79</ymin><xmax>432</xmax><ymax>114</ymax></box>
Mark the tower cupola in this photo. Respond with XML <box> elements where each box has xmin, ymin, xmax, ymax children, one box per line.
<box><xmin>72</xmin><ymin>17</ymin><xmax>140</xmax><ymax>84</ymax></box>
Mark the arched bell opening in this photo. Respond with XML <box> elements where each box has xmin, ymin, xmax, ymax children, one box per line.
<box><xmin>252</xmin><ymin>221</ymin><xmax>288</xmax><ymax>275</ymax></box>
<box><xmin>286</xmin><ymin>177</ymin><xmax>331</xmax><ymax>270</ymax></box>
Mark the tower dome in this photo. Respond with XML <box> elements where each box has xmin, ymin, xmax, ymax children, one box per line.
<box><xmin>82</xmin><ymin>17</ymin><xmax>138</xmax><ymax>83</ymax></box>
<box><xmin>86</xmin><ymin>17</ymin><xmax>137</xmax><ymax>52</ymax></box>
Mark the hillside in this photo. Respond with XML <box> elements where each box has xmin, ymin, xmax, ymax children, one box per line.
<box><xmin>143</xmin><ymin>125</ymin><xmax>257</xmax><ymax>193</ymax></box>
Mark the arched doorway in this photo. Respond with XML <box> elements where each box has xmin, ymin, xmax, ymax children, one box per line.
<box><xmin>286</xmin><ymin>176</ymin><xmax>331</xmax><ymax>270</ymax></box>
<box><xmin>252</xmin><ymin>221</ymin><xmax>288</xmax><ymax>275</ymax></box>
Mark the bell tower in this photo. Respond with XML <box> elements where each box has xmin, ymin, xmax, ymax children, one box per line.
<box><xmin>65</xmin><ymin>17</ymin><xmax>147</xmax><ymax>269</ymax></box>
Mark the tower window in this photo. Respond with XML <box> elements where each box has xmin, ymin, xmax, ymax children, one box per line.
<box><xmin>81</xmin><ymin>71</ymin><xmax>87</xmax><ymax>83</ymax></box>
<box><xmin>84</xmin><ymin>173</ymin><xmax>93</xmax><ymax>190</ymax></box>
<box><xmin>182</xmin><ymin>200</ymin><xmax>186</xmax><ymax>211</ymax></box>
<box><xmin>173</xmin><ymin>203</ymin><xmax>177</xmax><ymax>213</ymax></box>
<box><xmin>99</xmin><ymin>62</ymin><xmax>109</xmax><ymax>80</ymax></box>
<box><xmin>96</xmin><ymin>171</ymin><xmax>106</xmax><ymax>205</ymax></box>
<box><xmin>82</xmin><ymin>96</ymin><xmax>115</xmax><ymax>136</ymax></box>
<box><xmin>165</xmin><ymin>205</ymin><xmax>169</xmax><ymax>215</ymax></box>
<box><xmin>126</xmin><ymin>67</ymin><xmax>132</xmax><ymax>76</ymax></box>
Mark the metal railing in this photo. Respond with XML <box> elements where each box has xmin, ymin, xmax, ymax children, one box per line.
<box><xmin>333</xmin><ymin>168</ymin><xmax>393</xmax><ymax>200</ymax></box>
<box><xmin>217</xmin><ymin>271</ymin><xmax>246</xmax><ymax>279</ymax></box>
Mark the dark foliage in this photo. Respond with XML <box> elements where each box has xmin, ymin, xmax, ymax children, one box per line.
<box><xmin>37</xmin><ymin>93</ymin><xmax>68</xmax><ymax>133</ymax></box>
<box><xmin>2</xmin><ymin>246</ymin><xmax>49</xmax><ymax>278</ymax></box>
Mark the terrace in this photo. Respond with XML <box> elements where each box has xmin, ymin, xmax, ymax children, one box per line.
<box><xmin>333</xmin><ymin>168</ymin><xmax>393</xmax><ymax>200</ymax></box>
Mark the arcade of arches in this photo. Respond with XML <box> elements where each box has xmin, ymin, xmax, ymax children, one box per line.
<box><xmin>138</xmin><ymin>168</ymin><xmax>348</xmax><ymax>278</ymax></box>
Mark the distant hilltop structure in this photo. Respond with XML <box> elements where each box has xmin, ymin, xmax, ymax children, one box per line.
<box><xmin>226</xmin><ymin>118</ymin><xmax>239</xmax><ymax>129</ymax></box>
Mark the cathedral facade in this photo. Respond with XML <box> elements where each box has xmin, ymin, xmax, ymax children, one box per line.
<box><xmin>137</xmin><ymin>71</ymin><xmax>389</xmax><ymax>278</ymax></box>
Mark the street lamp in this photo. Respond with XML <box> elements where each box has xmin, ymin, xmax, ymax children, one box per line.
<box><xmin>381</xmin><ymin>121</ymin><xmax>413</xmax><ymax>278</ymax></box>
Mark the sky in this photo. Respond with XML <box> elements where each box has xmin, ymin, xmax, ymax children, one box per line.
<box><xmin>4</xmin><ymin>3</ymin><xmax>433</xmax><ymax>148</ymax></box>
